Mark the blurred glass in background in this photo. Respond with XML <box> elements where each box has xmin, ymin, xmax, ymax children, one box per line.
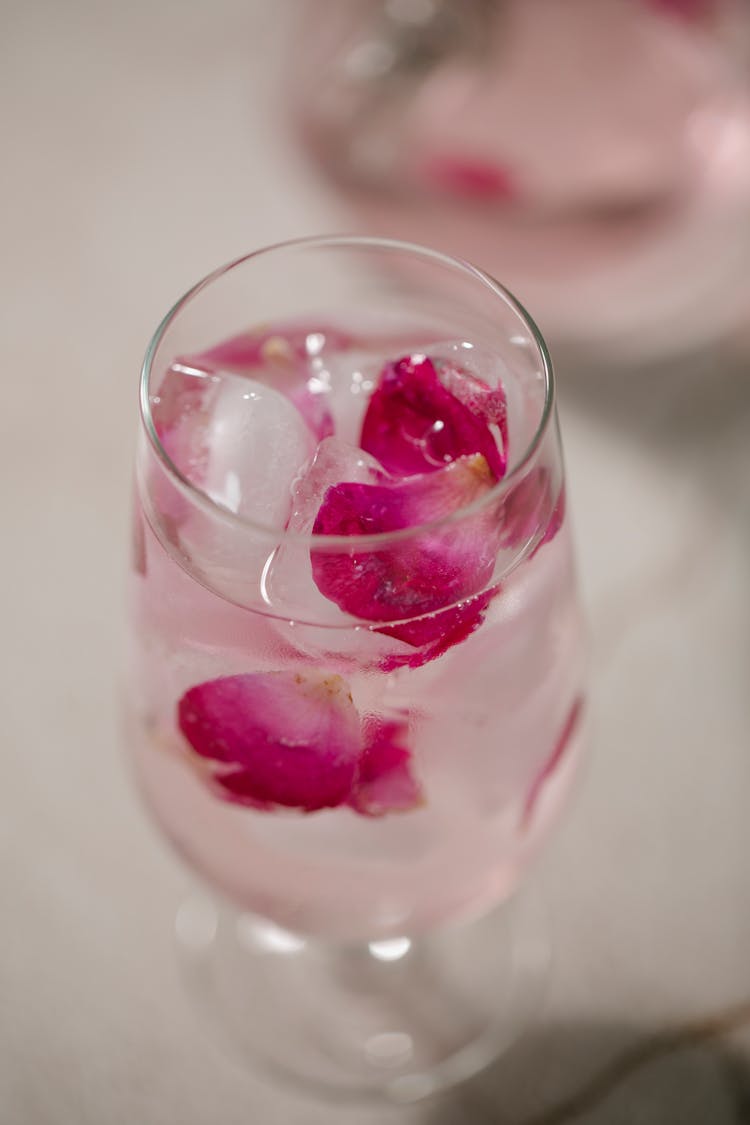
<box><xmin>289</xmin><ymin>0</ymin><xmax>750</xmax><ymax>366</ymax></box>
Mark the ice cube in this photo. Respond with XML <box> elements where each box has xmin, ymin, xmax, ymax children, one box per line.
<box><xmin>289</xmin><ymin>435</ymin><xmax>387</xmax><ymax>532</ymax></box>
<box><xmin>200</xmin><ymin>372</ymin><xmax>315</xmax><ymax>529</ymax></box>
<box><xmin>148</xmin><ymin>365</ymin><xmax>315</xmax><ymax>608</ymax></box>
<box><xmin>263</xmin><ymin>436</ymin><xmax>385</xmax><ymax>621</ymax></box>
<box><xmin>189</xmin><ymin>323</ymin><xmax>357</xmax><ymax>442</ymax></box>
<box><xmin>313</xmin><ymin>347</ymin><xmax>383</xmax><ymax>446</ymax></box>
<box><xmin>429</xmin><ymin>340</ymin><xmax>527</xmax><ymax>466</ymax></box>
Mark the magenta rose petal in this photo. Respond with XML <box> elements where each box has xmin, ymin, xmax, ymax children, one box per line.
<box><xmin>178</xmin><ymin>671</ymin><xmax>362</xmax><ymax>812</ymax></box>
<box><xmin>349</xmin><ymin>718</ymin><xmax>423</xmax><ymax>816</ymax></box>
<box><xmin>522</xmin><ymin>698</ymin><xmax>583</xmax><ymax>828</ymax></box>
<box><xmin>420</xmin><ymin>155</ymin><xmax>517</xmax><ymax>202</ymax></box>
<box><xmin>377</xmin><ymin>590</ymin><xmax>494</xmax><ymax>671</ymax></box>
<box><xmin>498</xmin><ymin>468</ymin><xmax>565</xmax><ymax>553</ymax></box>
<box><xmin>312</xmin><ymin>454</ymin><xmax>500</xmax><ymax>624</ymax></box>
<box><xmin>204</xmin><ymin>770</ymin><xmax>274</xmax><ymax>812</ymax></box>
<box><xmin>196</xmin><ymin>323</ymin><xmax>355</xmax><ymax>372</ymax></box>
<box><xmin>288</xmin><ymin>437</ymin><xmax>388</xmax><ymax>532</ymax></box>
<box><xmin>645</xmin><ymin>0</ymin><xmax>717</xmax><ymax>21</ymax></box>
<box><xmin>187</xmin><ymin>324</ymin><xmax>354</xmax><ymax>441</ymax></box>
<box><xmin>360</xmin><ymin>354</ymin><xmax>505</xmax><ymax>479</ymax></box>
<box><xmin>536</xmin><ymin>480</ymin><xmax>565</xmax><ymax>554</ymax></box>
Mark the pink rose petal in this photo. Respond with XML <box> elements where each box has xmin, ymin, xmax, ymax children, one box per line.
<box><xmin>377</xmin><ymin>590</ymin><xmax>494</xmax><ymax>671</ymax></box>
<box><xmin>311</xmin><ymin>454</ymin><xmax>500</xmax><ymax>623</ymax></box>
<box><xmin>498</xmin><ymin>468</ymin><xmax>565</xmax><ymax>554</ymax></box>
<box><xmin>421</xmin><ymin>155</ymin><xmax>517</xmax><ymax>202</ymax></box>
<box><xmin>178</xmin><ymin>671</ymin><xmax>362</xmax><ymax>812</ymax></box>
<box><xmin>196</xmin><ymin>323</ymin><xmax>354</xmax><ymax>371</ymax></box>
<box><xmin>522</xmin><ymin>697</ymin><xmax>583</xmax><ymax>828</ymax></box>
<box><xmin>645</xmin><ymin>0</ymin><xmax>717</xmax><ymax>21</ymax></box>
<box><xmin>132</xmin><ymin>504</ymin><xmax>147</xmax><ymax>576</ymax></box>
<box><xmin>349</xmin><ymin>717</ymin><xmax>423</xmax><ymax>816</ymax></box>
<box><xmin>189</xmin><ymin>323</ymin><xmax>353</xmax><ymax>441</ymax></box>
<box><xmin>360</xmin><ymin>355</ymin><xmax>505</xmax><ymax>479</ymax></box>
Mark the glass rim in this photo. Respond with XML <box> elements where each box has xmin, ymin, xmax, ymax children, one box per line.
<box><xmin>139</xmin><ymin>234</ymin><xmax>556</xmax><ymax>550</ymax></box>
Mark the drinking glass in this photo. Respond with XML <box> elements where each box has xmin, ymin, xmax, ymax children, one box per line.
<box><xmin>126</xmin><ymin>236</ymin><xmax>586</xmax><ymax>1101</ymax></box>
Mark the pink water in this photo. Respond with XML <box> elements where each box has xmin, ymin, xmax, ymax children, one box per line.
<box><xmin>127</xmin><ymin>326</ymin><xmax>586</xmax><ymax>942</ymax></box>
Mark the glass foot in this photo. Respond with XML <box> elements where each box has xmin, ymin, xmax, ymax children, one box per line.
<box><xmin>175</xmin><ymin>890</ymin><xmax>550</xmax><ymax>1104</ymax></box>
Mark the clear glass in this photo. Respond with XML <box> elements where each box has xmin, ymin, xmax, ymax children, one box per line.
<box><xmin>289</xmin><ymin>0</ymin><xmax>750</xmax><ymax>365</ymax></box>
<box><xmin>126</xmin><ymin>235</ymin><xmax>586</xmax><ymax>1099</ymax></box>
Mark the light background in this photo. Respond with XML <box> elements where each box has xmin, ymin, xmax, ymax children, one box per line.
<box><xmin>2</xmin><ymin>1</ymin><xmax>749</xmax><ymax>1121</ymax></box>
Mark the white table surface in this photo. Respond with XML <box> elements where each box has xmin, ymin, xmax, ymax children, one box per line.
<box><xmin>2</xmin><ymin>2</ymin><xmax>749</xmax><ymax>1121</ymax></box>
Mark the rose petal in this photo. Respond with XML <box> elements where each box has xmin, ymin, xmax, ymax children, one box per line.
<box><xmin>349</xmin><ymin>717</ymin><xmax>423</xmax><ymax>816</ymax></box>
<box><xmin>288</xmin><ymin>437</ymin><xmax>388</xmax><ymax>533</ymax></box>
<box><xmin>196</xmin><ymin>323</ymin><xmax>354</xmax><ymax>372</ymax></box>
<box><xmin>421</xmin><ymin>155</ymin><xmax>517</xmax><ymax>202</ymax></box>
<box><xmin>178</xmin><ymin>671</ymin><xmax>362</xmax><ymax>811</ymax></box>
<box><xmin>498</xmin><ymin>468</ymin><xmax>565</xmax><ymax>554</ymax></box>
<box><xmin>189</xmin><ymin>323</ymin><xmax>353</xmax><ymax>441</ymax></box>
<box><xmin>132</xmin><ymin>504</ymin><xmax>147</xmax><ymax>576</ymax></box>
<box><xmin>360</xmin><ymin>354</ymin><xmax>505</xmax><ymax>479</ymax></box>
<box><xmin>312</xmin><ymin>454</ymin><xmax>499</xmax><ymax>623</ymax></box>
<box><xmin>522</xmin><ymin>698</ymin><xmax>583</xmax><ymax>828</ymax></box>
<box><xmin>645</xmin><ymin>0</ymin><xmax>717</xmax><ymax>21</ymax></box>
<box><xmin>377</xmin><ymin>590</ymin><xmax>494</xmax><ymax>671</ymax></box>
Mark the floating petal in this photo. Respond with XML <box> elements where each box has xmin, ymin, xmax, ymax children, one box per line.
<box><xmin>189</xmin><ymin>323</ymin><xmax>354</xmax><ymax>441</ymax></box>
<box><xmin>312</xmin><ymin>454</ymin><xmax>499</xmax><ymax>623</ymax></box>
<box><xmin>360</xmin><ymin>354</ymin><xmax>505</xmax><ymax>478</ymax></box>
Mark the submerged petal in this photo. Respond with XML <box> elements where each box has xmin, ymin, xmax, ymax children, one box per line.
<box><xmin>377</xmin><ymin>590</ymin><xmax>494</xmax><ymax>671</ymax></box>
<box><xmin>188</xmin><ymin>323</ymin><xmax>353</xmax><ymax>441</ymax></box>
<box><xmin>131</xmin><ymin>504</ymin><xmax>147</xmax><ymax>576</ymax></box>
<box><xmin>196</xmin><ymin>323</ymin><xmax>354</xmax><ymax>372</ymax></box>
<box><xmin>311</xmin><ymin>454</ymin><xmax>499</xmax><ymax>623</ymax></box>
<box><xmin>178</xmin><ymin>671</ymin><xmax>362</xmax><ymax>811</ymax></box>
<box><xmin>349</xmin><ymin>717</ymin><xmax>423</xmax><ymax>816</ymax></box>
<box><xmin>360</xmin><ymin>354</ymin><xmax>505</xmax><ymax>478</ymax></box>
<box><xmin>522</xmin><ymin>698</ymin><xmax>583</xmax><ymax>828</ymax></box>
<box><xmin>498</xmin><ymin>468</ymin><xmax>565</xmax><ymax>554</ymax></box>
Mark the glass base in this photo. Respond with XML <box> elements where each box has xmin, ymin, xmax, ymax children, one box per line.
<box><xmin>175</xmin><ymin>889</ymin><xmax>550</xmax><ymax>1104</ymax></box>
